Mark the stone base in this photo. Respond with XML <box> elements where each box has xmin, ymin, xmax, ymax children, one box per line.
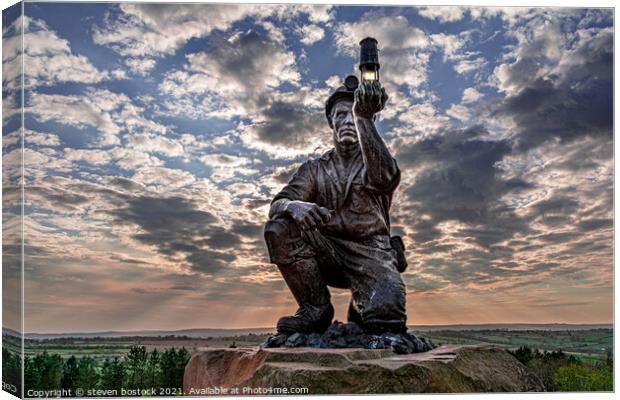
<box><xmin>183</xmin><ymin>345</ymin><xmax>544</xmax><ymax>394</ymax></box>
<box><xmin>264</xmin><ymin>321</ymin><xmax>434</xmax><ymax>354</ymax></box>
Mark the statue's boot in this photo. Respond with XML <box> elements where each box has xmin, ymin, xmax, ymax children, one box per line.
<box><xmin>276</xmin><ymin>258</ymin><xmax>334</xmax><ymax>334</ymax></box>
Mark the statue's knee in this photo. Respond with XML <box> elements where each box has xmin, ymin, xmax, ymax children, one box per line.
<box><xmin>264</xmin><ymin>217</ymin><xmax>296</xmax><ymax>245</ymax></box>
<box><xmin>264</xmin><ymin>218</ymin><xmax>301</xmax><ymax>265</ymax></box>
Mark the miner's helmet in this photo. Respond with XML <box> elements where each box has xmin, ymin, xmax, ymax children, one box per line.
<box><xmin>325</xmin><ymin>75</ymin><xmax>359</xmax><ymax>128</ymax></box>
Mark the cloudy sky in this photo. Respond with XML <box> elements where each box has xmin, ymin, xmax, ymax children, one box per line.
<box><xmin>2</xmin><ymin>2</ymin><xmax>613</xmax><ymax>333</ymax></box>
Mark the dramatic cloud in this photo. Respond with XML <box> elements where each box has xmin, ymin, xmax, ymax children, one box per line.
<box><xmin>298</xmin><ymin>24</ymin><xmax>325</xmax><ymax>45</ymax></box>
<box><xmin>93</xmin><ymin>4</ymin><xmax>259</xmax><ymax>58</ymax></box>
<box><xmin>158</xmin><ymin>29</ymin><xmax>333</xmax><ymax>157</ymax></box>
<box><xmin>27</xmin><ymin>87</ymin><xmax>173</xmax><ymax>150</ymax></box>
<box><xmin>418</xmin><ymin>6</ymin><xmax>466</xmax><ymax>23</ymax></box>
<box><xmin>159</xmin><ymin>30</ymin><xmax>300</xmax><ymax>119</ymax></box>
<box><xmin>27</xmin><ymin>92</ymin><xmax>122</xmax><ymax>146</ymax></box>
<box><xmin>446</xmin><ymin>104</ymin><xmax>471</xmax><ymax>122</ymax></box>
<box><xmin>124</xmin><ymin>57</ymin><xmax>156</xmax><ymax>75</ymax></box>
<box><xmin>334</xmin><ymin>13</ymin><xmax>428</xmax><ymax>55</ymax></box>
<box><xmin>397</xmin><ymin>127</ymin><xmax>524</xmax><ymax>230</ymax></box>
<box><xmin>492</xmin><ymin>22</ymin><xmax>612</xmax><ymax>151</ymax></box>
<box><xmin>238</xmin><ymin>91</ymin><xmax>331</xmax><ymax>156</ymax></box>
<box><xmin>93</xmin><ymin>3</ymin><xmax>333</xmax><ymax>71</ymax></box>
<box><xmin>431</xmin><ymin>31</ymin><xmax>488</xmax><ymax>76</ymax></box>
<box><xmin>3</xmin><ymin>16</ymin><xmax>118</xmax><ymax>90</ymax></box>
<box><xmin>462</xmin><ymin>88</ymin><xmax>483</xmax><ymax>103</ymax></box>
<box><xmin>107</xmin><ymin>195</ymin><xmax>241</xmax><ymax>274</ymax></box>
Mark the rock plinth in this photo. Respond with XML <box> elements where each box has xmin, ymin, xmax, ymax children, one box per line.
<box><xmin>183</xmin><ymin>345</ymin><xmax>543</xmax><ymax>394</ymax></box>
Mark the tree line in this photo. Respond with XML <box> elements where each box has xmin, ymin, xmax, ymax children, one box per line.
<box><xmin>3</xmin><ymin>346</ymin><xmax>190</xmax><ymax>396</ymax></box>
<box><xmin>508</xmin><ymin>345</ymin><xmax>613</xmax><ymax>391</ymax></box>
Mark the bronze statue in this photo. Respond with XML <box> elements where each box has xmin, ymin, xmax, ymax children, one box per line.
<box><xmin>264</xmin><ymin>76</ymin><xmax>410</xmax><ymax>336</ymax></box>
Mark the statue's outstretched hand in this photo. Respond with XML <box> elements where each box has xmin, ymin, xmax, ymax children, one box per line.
<box><xmin>286</xmin><ymin>201</ymin><xmax>334</xmax><ymax>231</ymax></box>
<box><xmin>353</xmin><ymin>80</ymin><xmax>388</xmax><ymax>119</ymax></box>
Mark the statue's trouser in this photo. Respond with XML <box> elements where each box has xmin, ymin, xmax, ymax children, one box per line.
<box><xmin>264</xmin><ymin>216</ymin><xmax>407</xmax><ymax>334</ymax></box>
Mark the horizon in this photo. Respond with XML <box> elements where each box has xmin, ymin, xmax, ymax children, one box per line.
<box><xmin>7</xmin><ymin>321</ymin><xmax>614</xmax><ymax>337</ymax></box>
<box><xmin>2</xmin><ymin>3</ymin><xmax>613</xmax><ymax>333</ymax></box>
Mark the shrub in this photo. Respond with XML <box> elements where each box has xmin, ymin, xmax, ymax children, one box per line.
<box><xmin>555</xmin><ymin>363</ymin><xmax>612</xmax><ymax>391</ymax></box>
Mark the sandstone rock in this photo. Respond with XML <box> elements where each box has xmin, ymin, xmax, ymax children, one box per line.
<box><xmin>184</xmin><ymin>344</ymin><xmax>544</xmax><ymax>394</ymax></box>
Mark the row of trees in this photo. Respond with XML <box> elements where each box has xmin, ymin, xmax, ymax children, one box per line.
<box><xmin>3</xmin><ymin>346</ymin><xmax>190</xmax><ymax>396</ymax></box>
<box><xmin>508</xmin><ymin>346</ymin><xmax>613</xmax><ymax>391</ymax></box>
<box><xmin>2</xmin><ymin>348</ymin><xmax>22</xmax><ymax>395</ymax></box>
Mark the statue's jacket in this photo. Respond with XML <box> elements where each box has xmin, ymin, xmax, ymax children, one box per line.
<box><xmin>273</xmin><ymin>148</ymin><xmax>400</xmax><ymax>247</ymax></box>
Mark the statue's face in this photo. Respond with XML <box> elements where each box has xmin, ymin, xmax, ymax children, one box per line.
<box><xmin>331</xmin><ymin>99</ymin><xmax>357</xmax><ymax>146</ymax></box>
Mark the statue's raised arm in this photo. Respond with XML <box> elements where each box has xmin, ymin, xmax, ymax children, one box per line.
<box><xmin>353</xmin><ymin>80</ymin><xmax>400</xmax><ymax>192</ymax></box>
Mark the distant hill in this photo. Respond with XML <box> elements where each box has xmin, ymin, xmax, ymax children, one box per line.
<box><xmin>411</xmin><ymin>323</ymin><xmax>613</xmax><ymax>332</ymax></box>
<box><xmin>5</xmin><ymin>323</ymin><xmax>611</xmax><ymax>340</ymax></box>
<box><xmin>2</xmin><ymin>328</ymin><xmax>21</xmax><ymax>337</ymax></box>
<box><xmin>13</xmin><ymin>327</ymin><xmax>276</xmax><ymax>340</ymax></box>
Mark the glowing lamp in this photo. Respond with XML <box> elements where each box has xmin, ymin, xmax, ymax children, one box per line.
<box><xmin>359</xmin><ymin>37</ymin><xmax>380</xmax><ymax>83</ymax></box>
